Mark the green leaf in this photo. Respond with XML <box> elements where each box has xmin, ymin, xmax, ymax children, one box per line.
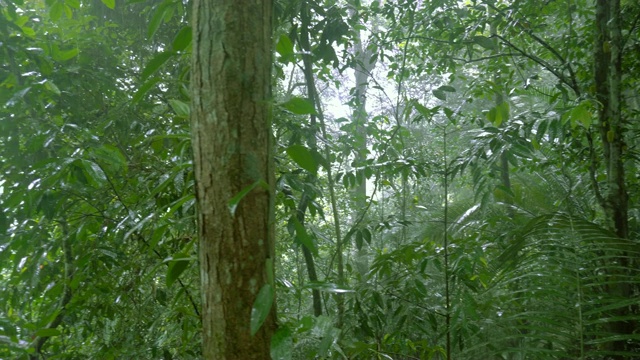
<box><xmin>141</xmin><ymin>51</ymin><xmax>174</xmax><ymax>81</ymax></box>
<box><xmin>291</xmin><ymin>216</ymin><xmax>317</xmax><ymax>256</ymax></box>
<box><xmin>438</xmin><ymin>85</ymin><xmax>456</xmax><ymax>92</ymax></box>
<box><xmin>148</xmin><ymin>0</ymin><xmax>173</xmax><ymax>39</ymax></box>
<box><xmin>473</xmin><ymin>35</ymin><xmax>495</xmax><ymax>50</ymax></box>
<box><xmin>271</xmin><ymin>325</ymin><xmax>293</xmax><ymax>360</ymax></box>
<box><xmin>44</xmin><ymin>80</ymin><xmax>61</xmax><ymax>95</ymax></box>
<box><xmin>35</xmin><ymin>328</ymin><xmax>61</xmax><ymax>337</ymax></box>
<box><xmin>281</xmin><ymin>97</ymin><xmax>316</xmax><ymax>115</ymax></box>
<box><xmin>49</xmin><ymin>2</ymin><xmax>64</xmax><ymax>21</ymax></box>
<box><xmin>250</xmin><ymin>284</ymin><xmax>274</xmax><ymax>336</ymax></box>
<box><xmin>432</xmin><ymin>88</ymin><xmax>446</xmax><ymax>101</ymax></box>
<box><xmin>52</xmin><ymin>45</ymin><xmax>79</xmax><ymax>61</ymax></box>
<box><xmin>80</xmin><ymin>160</ymin><xmax>107</xmax><ymax>188</ymax></box>
<box><xmin>172</xmin><ymin>26</ymin><xmax>192</xmax><ymax>51</ymax></box>
<box><xmin>487</xmin><ymin>101</ymin><xmax>510</xmax><ymax>126</ymax></box>
<box><xmin>168</xmin><ymin>99</ymin><xmax>190</xmax><ymax>117</ymax></box>
<box><xmin>100</xmin><ymin>0</ymin><xmax>115</xmax><ymax>9</ymax></box>
<box><xmin>276</xmin><ymin>34</ymin><xmax>294</xmax><ymax>60</ymax></box>
<box><xmin>286</xmin><ymin>145</ymin><xmax>317</xmax><ymax>175</ymax></box>
<box><xmin>166</xmin><ymin>253</ymin><xmax>191</xmax><ymax>287</ymax></box>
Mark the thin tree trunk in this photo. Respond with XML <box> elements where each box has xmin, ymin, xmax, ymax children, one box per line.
<box><xmin>594</xmin><ymin>0</ymin><xmax>632</xmax><ymax>356</ymax></box>
<box><xmin>191</xmin><ymin>1</ymin><xmax>276</xmax><ymax>358</ymax></box>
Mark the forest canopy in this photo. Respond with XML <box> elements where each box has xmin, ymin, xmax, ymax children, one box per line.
<box><xmin>1</xmin><ymin>0</ymin><xmax>640</xmax><ymax>359</ymax></box>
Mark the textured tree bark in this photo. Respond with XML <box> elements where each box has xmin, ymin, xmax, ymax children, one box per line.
<box><xmin>191</xmin><ymin>1</ymin><xmax>275</xmax><ymax>358</ymax></box>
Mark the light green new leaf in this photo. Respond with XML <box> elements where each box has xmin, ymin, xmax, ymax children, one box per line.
<box><xmin>101</xmin><ymin>0</ymin><xmax>115</xmax><ymax>9</ymax></box>
<box><xmin>281</xmin><ymin>97</ymin><xmax>317</xmax><ymax>115</ymax></box>
<box><xmin>141</xmin><ymin>51</ymin><xmax>174</xmax><ymax>81</ymax></box>
<box><xmin>169</xmin><ymin>99</ymin><xmax>190</xmax><ymax>117</ymax></box>
<box><xmin>250</xmin><ymin>284</ymin><xmax>274</xmax><ymax>336</ymax></box>
<box><xmin>271</xmin><ymin>325</ymin><xmax>293</xmax><ymax>360</ymax></box>
<box><xmin>286</xmin><ymin>145</ymin><xmax>317</xmax><ymax>175</ymax></box>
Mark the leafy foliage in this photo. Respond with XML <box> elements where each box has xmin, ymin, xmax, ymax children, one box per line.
<box><xmin>1</xmin><ymin>0</ymin><xmax>639</xmax><ymax>358</ymax></box>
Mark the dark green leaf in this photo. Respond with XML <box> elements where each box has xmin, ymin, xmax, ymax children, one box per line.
<box><xmin>166</xmin><ymin>253</ymin><xmax>191</xmax><ymax>287</ymax></box>
<box><xmin>141</xmin><ymin>51</ymin><xmax>174</xmax><ymax>81</ymax></box>
<box><xmin>438</xmin><ymin>85</ymin><xmax>456</xmax><ymax>92</ymax></box>
<box><xmin>433</xmin><ymin>89</ymin><xmax>447</xmax><ymax>101</ymax></box>
<box><xmin>172</xmin><ymin>26</ymin><xmax>192</xmax><ymax>51</ymax></box>
<box><xmin>281</xmin><ymin>97</ymin><xmax>316</xmax><ymax>115</ymax></box>
<box><xmin>250</xmin><ymin>284</ymin><xmax>274</xmax><ymax>336</ymax></box>
<box><xmin>286</xmin><ymin>145</ymin><xmax>317</xmax><ymax>175</ymax></box>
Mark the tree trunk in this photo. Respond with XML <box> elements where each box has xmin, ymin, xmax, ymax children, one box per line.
<box><xmin>191</xmin><ymin>1</ymin><xmax>275</xmax><ymax>358</ymax></box>
<box><xmin>594</xmin><ymin>0</ymin><xmax>632</xmax><ymax>357</ymax></box>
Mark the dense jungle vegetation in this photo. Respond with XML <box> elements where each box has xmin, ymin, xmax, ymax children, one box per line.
<box><xmin>1</xmin><ymin>0</ymin><xmax>640</xmax><ymax>358</ymax></box>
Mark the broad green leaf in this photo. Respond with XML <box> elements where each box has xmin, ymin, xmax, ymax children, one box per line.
<box><xmin>80</xmin><ymin>160</ymin><xmax>107</xmax><ymax>188</ymax></box>
<box><xmin>281</xmin><ymin>97</ymin><xmax>316</xmax><ymax>115</ymax></box>
<box><xmin>49</xmin><ymin>2</ymin><xmax>64</xmax><ymax>21</ymax></box>
<box><xmin>100</xmin><ymin>0</ymin><xmax>115</xmax><ymax>9</ymax></box>
<box><xmin>432</xmin><ymin>88</ymin><xmax>446</xmax><ymax>101</ymax></box>
<box><xmin>286</xmin><ymin>145</ymin><xmax>317</xmax><ymax>175</ymax></box>
<box><xmin>168</xmin><ymin>99</ymin><xmax>190</xmax><ymax>117</ymax></box>
<box><xmin>487</xmin><ymin>101</ymin><xmax>510</xmax><ymax>126</ymax></box>
<box><xmin>63</xmin><ymin>4</ymin><xmax>73</xmax><ymax>18</ymax></box>
<box><xmin>166</xmin><ymin>253</ymin><xmax>191</xmax><ymax>287</ymax></box>
<box><xmin>172</xmin><ymin>26</ymin><xmax>192</xmax><ymax>51</ymax></box>
<box><xmin>141</xmin><ymin>51</ymin><xmax>174</xmax><ymax>81</ymax></box>
<box><xmin>250</xmin><ymin>284</ymin><xmax>274</xmax><ymax>336</ymax></box>
<box><xmin>276</xmin><ymin>34</ymin><xmax>294</xmax><ymax>59</ymax></box>
<box><xmin>35</xmin><ymin>328</ymin><xmax>61</xmax><ymax>337</ymax></box>
<box><xmin>52</xmin><ymin>45</ymin><xmax>79</xmax><ymax>61</ymax></box>
<box><xmin>271</xmin><ymin>325</ymin><xmax>293</xmax><ymax>360</ymax></box>
<box><xmin>473</xmin><ymin>35</ymin><xmax>495</xmax><ymax>50</ymax></box>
